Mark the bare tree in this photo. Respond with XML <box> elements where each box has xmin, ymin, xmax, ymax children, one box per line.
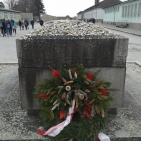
<box><xmin>4</xmin><ymin>0</ymin><xmax>18</xmax><ymax>9</ymax></box>
<box><xmin>4</xmin><ymin>0</ymin><xmax>45</xmax><ymax>17</ymax></box>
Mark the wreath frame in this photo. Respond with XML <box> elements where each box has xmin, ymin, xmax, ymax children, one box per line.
<box><xmin>34</xmin><ymin>64</ymin><xmax>115</xmax><ymax>141</ymax></box>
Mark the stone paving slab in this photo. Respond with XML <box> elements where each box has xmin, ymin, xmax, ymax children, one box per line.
<box><xmin>125</xmin><ymin>75</ymin><xmax>141</xmax><ymax>94</ymax></box>
<box><xmin>123</xmin><ymin>88</ymin><xmax>141</xmax><ymax>110</ymax></box>
<box><xmin>126</xmin><ymin>66</ymin><xmax>141</xmax><ymax>85</ymax></box>
<box><xmin>103</xmin><ymin>108</ymin><xmax>141</xmax><ymax>138</ymax></box>
<box><xmin>0</xmin><ymin>65</ymin><xmax>19</xmax><ymax>108</ymax></box>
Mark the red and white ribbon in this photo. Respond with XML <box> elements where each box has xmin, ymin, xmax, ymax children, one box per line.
<box><xmin>37</xmin><ymin>107</ymin><xmax>74</xmax><ymax>137</ymax></box>
<box><xmin>98</xmin><ymin>132</ymin><xmax>110</xmax><ymax>141</ymax></box>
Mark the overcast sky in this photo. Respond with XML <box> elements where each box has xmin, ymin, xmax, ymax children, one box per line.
<box><xmin>42</xmin><ymin>0</ymin><xmax>127</xmax><ymax>17</ymax></box>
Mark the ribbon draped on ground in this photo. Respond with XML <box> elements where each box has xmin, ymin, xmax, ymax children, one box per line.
<box><xmin>37</xmin><ymin>107</ymin><xmax>74</xmax><ymax>137</ymax></box>
<box><xmin>37</xmin><ymin>100</ymin><xmax>110</xmax><ymax>141</ymax></box>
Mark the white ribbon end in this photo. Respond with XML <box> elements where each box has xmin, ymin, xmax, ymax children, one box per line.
<box><xmin>98</xmin><ymin>132</ymin><xmax>110</xmax><ymax>141</ymax></box>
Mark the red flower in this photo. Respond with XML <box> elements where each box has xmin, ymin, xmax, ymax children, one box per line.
<box><xmin>52</xmin><ymin>69</ymin><xmax>60</xmax><ymax>78</ymax></box>
<box><xmin>86</xmin><ymin>74</ymin><xmax>94</xmax><ymax>80</ymax></box>
<box><xmin>59</xmin><ymin>110</ymin><xmax>66</xmax><ymax>119</ymax></box>
<box><xmin>83</xmin><ymin>107</ymin><xmax>91</xmax><ymax>119</ymax></box>
<box><xmin>99</xmin><ymin>89</ymin><xmax>109</xmax><ymax>96</ymax></box>
<box><xmin>39</xmin><ymin>93</ymin><xmax>48</xmax><ymax>99</ymax></box>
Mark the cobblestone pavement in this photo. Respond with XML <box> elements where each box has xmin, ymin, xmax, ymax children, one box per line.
<box><xmin>0</xmin><ymin>21</ymin><xmax>141</xmax><ymax>140</ymax></box>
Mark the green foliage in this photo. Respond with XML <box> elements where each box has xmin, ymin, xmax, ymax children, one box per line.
<box><xmin>34</xmin><ymin>64</ymin><xmax>116</xmax><ymax>141</ymax></box>
<box><xmin>34</xmin><ymin>0</ymin><xmax>45</xmax><ymax>16</ymax></box>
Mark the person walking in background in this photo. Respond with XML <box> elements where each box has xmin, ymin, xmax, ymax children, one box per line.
<box><xmin>18</xmin><ymin>19</ymin><xmax>22</xmax><ymax>30</ymax></box>
<box><xmin>6</xmin><ymin>20</ymin><xmax>12</xmax><ymax>37</ymax></box>
<box><xmin>0</xmin><ymin>19</ymin><xmax>3</xmax><ymax>36</ymax></box>
<box><xmin>92</xmin><ymin>18</ymin><xmax>95</xmax><ymax>24</ymax></box>
<box><xmin>27</xmin><ymin>20</ymin><xmax>29</xmax><ymax>29</ymax></box>
<box><xmin>10</xmin><ymin>19</ymin><xmax>13</xmax><ymax>36</ymax></box>
<box><xmin>12</xmin><ymin>20</ymin><xmax>17</xmax><ymax>36</ymax></box>
<box><xmin>24</xmin><ymin>19</ymin><xmax>29</xmax><ymax>30</ymax></box>
<box><xmin>21</xmin><ymin>19</ymin><xmax>24</xmax><ymax>30</ymax></box>
<box><xmin>30</xmin><ymin>19</ymin><xmax>34</xmax><ymax>29</ymax></box>
<box><xmin>2</xmin><ymin>19</ymin><xmax>6</xmax><ymax>37</ymax></box>
<box><xmin>39</xmin><ymin>19</ymin><xmax>44</xmax><ymax>26</ymax></box>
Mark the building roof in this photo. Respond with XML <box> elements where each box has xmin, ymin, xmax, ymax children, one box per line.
<box><xmin>96</xmin><ymin>0</ymin><xmax>122</xmax><ymax>8</ymax></box>
<box><xmin>77</xmin><ymin>11</ymin><xmax>83</xmax><ymax>14</ymax></box>
<box><xmin>0</xmin><ymin>8</ymin><xmax>21</xmax><ymax>13</ymax></box>
<box><xmin>103</xmin><ymin>0</ymin><xmax>140</xmax><ymax>9</ymax></box>
<box><xmin>77</xmin><ymin>0</ymin><xmax>122</xmax><ymax>14</ymax></box>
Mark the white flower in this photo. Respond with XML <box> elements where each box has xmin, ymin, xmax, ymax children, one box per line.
<box><xmin>65</xmin><ymin>85</ymin><xmax>71</xmax><ymax>91</ymax></box>
<box><xmin>79</xmin><ymin>94</ymin><xmax>84</xmax><ymax>100</ymax></box>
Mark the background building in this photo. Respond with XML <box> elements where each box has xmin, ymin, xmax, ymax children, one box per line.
<box><xmin>77</xmin><ymin>0</ymin><xmax>122</xmax><ymax>22</ymax></box>
<box><xmin>103</xmin><ymin>0</ymin><xmax>141</xmax><ymax>29</ymax></box>
<box><xmin>0</xmin><ymin>1</ymin><xmax>21</xmax><ymax>22</ymax></box>
<box><xmin>0</xmin><ymin>8</ymin><xmax>21</xmax><ymax>22</ymax></box>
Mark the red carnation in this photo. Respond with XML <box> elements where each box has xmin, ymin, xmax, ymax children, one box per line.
<box><xmin>52</xmin><ymin>69</ymin><xmax>60</xmax><ymax>78</ymax></box>
<box><xmin>39</xmin><ymin>93</ymin><xmax>48</xmax><ymax>99</ymax></box>
<box><xmin>99</xmin><ymin>89</ymin><xmax>109</xmax><ymax>96</ymax></box>
<box><xmin>86</xmin><ymin>74</ymin><xmax>94</xmax><ymax>80</ymax></box>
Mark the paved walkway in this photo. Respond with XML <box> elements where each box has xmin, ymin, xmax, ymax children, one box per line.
<box><xmin>0</xmin><ymin>22</ymin><xmax>141</xmax><ymax>140</ymax></box>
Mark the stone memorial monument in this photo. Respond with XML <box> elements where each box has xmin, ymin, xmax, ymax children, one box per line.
<box><xmin>16</xmin><ymin>20</ymin><xmax>128</xmax><ymax>114</ymax></box>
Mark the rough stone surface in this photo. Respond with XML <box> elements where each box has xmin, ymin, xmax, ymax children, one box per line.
<box><xmin>16</xmin><ymin>38</ymin><xmax>128</xmax><ymax>68</ymax></box>
<box><xmin>19</xmin><ymin>67</ymin><xmax>126</xmax><ymax>110</ymax></box>
<box><xmin>16</xmin><ymin>20</ymin><xmax>128</xmax><ymax>112</ymax></box>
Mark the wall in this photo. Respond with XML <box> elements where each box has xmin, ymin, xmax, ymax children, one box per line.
<box><xmin>104</xmin><ymin>5</ymin><xmax>121</xmax><ymax>23</ymax></box>
<box><xmin>97</xmin><ymin>8</ymin><xmax>104</xmax><ymax>20</ymax></box>
<box><xmin>21</xmin><ymin>13</ymin><xmax>33</xmax><ymax>21</ymax></box>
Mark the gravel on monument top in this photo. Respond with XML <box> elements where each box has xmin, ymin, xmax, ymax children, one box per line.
<box><xmin>19</xmin><ymin>20</ymin><xmax>120</xmax><ymax>40</ymax></box>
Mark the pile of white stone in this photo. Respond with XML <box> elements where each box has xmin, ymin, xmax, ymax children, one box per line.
<box><xmin>20</xmin><ymin>20</ymin><xmax>119</xmax><ymax>40</ymax></box>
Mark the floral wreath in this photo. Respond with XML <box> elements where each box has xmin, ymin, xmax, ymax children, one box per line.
<box><xmin>34</xmin><ymin>64</ymin><xmax>114</xmax><ymax>141</ymax></box>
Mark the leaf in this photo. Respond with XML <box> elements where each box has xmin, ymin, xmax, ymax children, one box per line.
<box><xmin>50</xmin><ymin>110</ymin><xmax>54</xmax><ymax>119</ymax></box>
